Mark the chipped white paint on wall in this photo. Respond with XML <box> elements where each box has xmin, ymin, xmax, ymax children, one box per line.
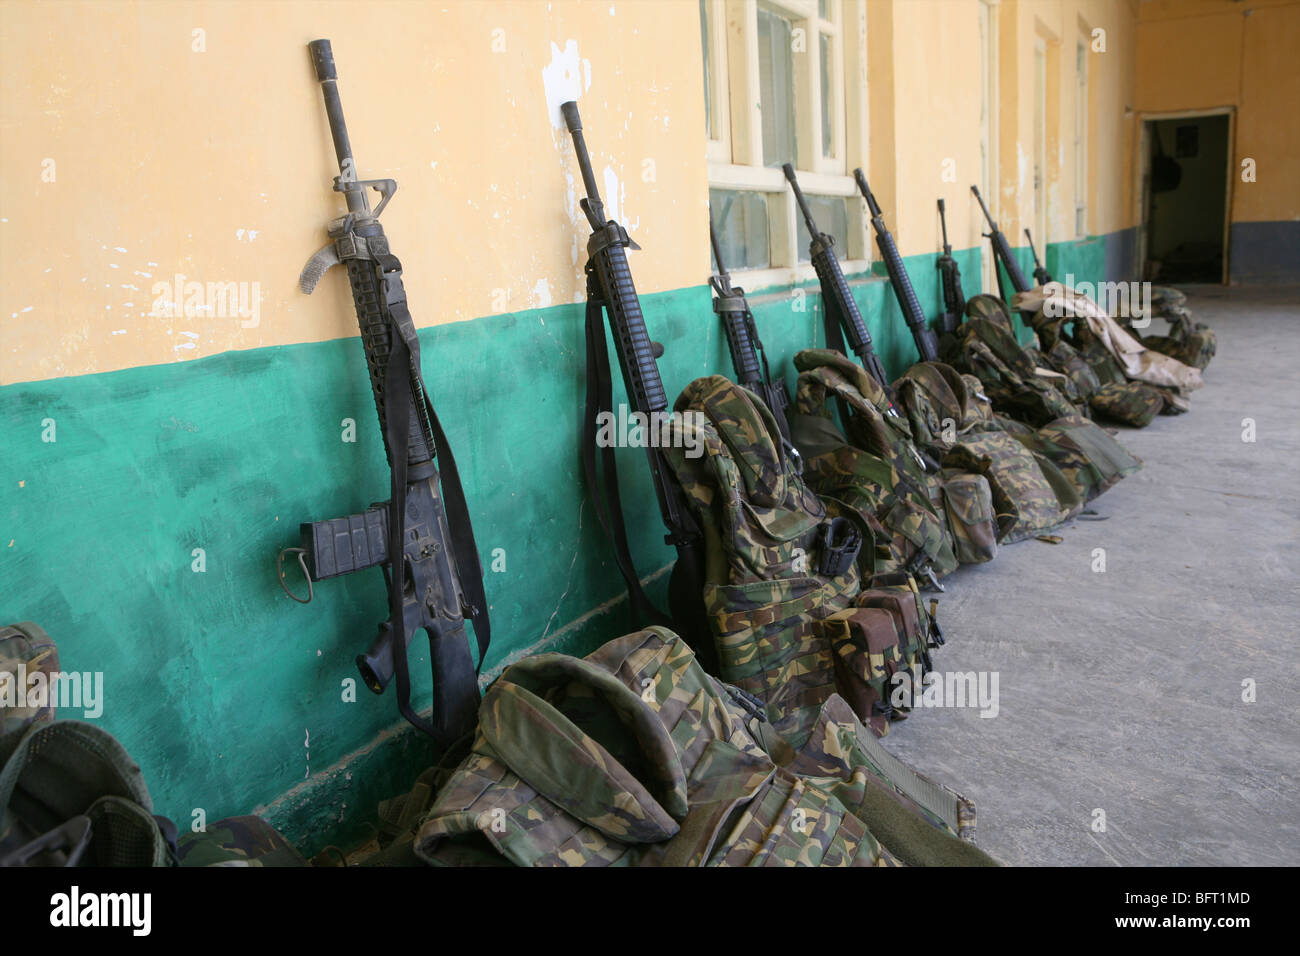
<box><xmin>542</xmin><ymin>39</ymin><xmax>591</xmax><ymax>133</ymax></box>
<box><xmin>530</xmin><ymin>278</ymin><xmax>553</xmax><ymax>309</ymax></box>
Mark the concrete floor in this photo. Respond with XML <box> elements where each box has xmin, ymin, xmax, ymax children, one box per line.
<box><xmin>884</xmin><ymin>285</ymin><xmax>1300</xmax><ymax>866</ymax></box>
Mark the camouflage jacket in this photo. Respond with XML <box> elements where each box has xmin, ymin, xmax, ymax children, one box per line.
<box><xmin>414</xmin><ymin>628</ymin><xmax>997</xmax><ymax>867</ymax></box>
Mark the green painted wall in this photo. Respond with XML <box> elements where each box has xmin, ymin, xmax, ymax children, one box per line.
<box><xmin>2</xmin><ymin>240</ymin><xmax>1008</xmax><ymax>856</ymax></box>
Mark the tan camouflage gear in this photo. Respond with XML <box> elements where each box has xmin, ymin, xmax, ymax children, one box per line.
<box><xmin>413</xmin><ymin>628</ymin><xmax>996</xmax><ymax>867</ymax></box>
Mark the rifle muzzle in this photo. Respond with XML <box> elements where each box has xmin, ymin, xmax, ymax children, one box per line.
<box><xmin>308</xmin><ymin>39</ymin><xmax>336</xmax><ymax>81</ymax></box>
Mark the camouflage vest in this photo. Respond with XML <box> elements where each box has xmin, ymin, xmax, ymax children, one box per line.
<box><xmin>414</xmin><ymin>629</ymin><xmax>997</xmax><ymax>867</ymax></box>
<box><xmin>892</xmin><ymin>359</ymin><xmax>1081</xmax><ymax>545</ymax></box>
<box><xmin>788</xmin><ymin>349</ymin><xmax>960</xmax><ymax>581</ymax></box>
<box><xmin>660</xmin><ymin>376</ymin><xmax>929</xmax><ymax>743</ymax></box>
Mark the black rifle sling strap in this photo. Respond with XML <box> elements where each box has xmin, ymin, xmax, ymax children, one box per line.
<box><xmin>582</xmin><ymin>274</ymin><xmax>677</xmax><ymax>630</ymax></box>
<box><xmin>375</xmin><ymin>252</ymin><xmax>491</xmax><ymax>738</ymax></box>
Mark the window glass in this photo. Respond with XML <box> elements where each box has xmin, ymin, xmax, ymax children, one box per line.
<box><xmin>757</xmin><ymin>7</ymin><xmax>797</xmax><ymax>168</ymax></box>
<box><xmin>795</xmin><ymin>195</ymin><xmax>850</xmax><ymax>263</ymax></box>
<box><xmin>711</xmin><ymin>188</ymin><xmax>772</xmax><ymax>271</ymax></box>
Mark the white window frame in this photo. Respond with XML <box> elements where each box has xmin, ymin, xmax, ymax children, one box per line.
<box><xmin>1074</xmin><ymin>36</ymin><xmax>1089</xmax><ymax>238</ymax></box>
<box><xmin>704</xmin><ymin>0</ymin><xmax>869</xmax><ymax>289</ymax></box>
<box><xmin>978</xmin><ymin>0</ymin><xmax>999</xmax><ymax>295</ymax></box>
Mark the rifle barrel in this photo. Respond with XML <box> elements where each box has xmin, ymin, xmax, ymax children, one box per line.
<box><xmin>308</xmin><ymin>39</ymin><xmax>368</xmax><ymax>215</ymax></box>
<box><xmin>562</xmin><ymin>101</ymin><xmax>605</xmax><ymax>227</ymax></box>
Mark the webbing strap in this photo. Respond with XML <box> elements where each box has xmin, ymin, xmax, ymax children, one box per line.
<box><xmin>581</xmin><ymin>284</ymin><xmax>676</xmax><ymax>629</ymax></box>
<box><xmin>374</xmin><ymin>254</ymin><xmax>491</xmax><ymax>739</ymax></box>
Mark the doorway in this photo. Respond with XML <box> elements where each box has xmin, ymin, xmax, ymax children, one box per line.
<box><xmin>1142</xmin><ymin>113</ymin><xmax>1231</xmax><ymax>284</ymax></box>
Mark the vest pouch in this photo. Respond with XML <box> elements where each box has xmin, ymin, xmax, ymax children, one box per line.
<box><xmin>824</xmin><ymin>606</ymin><xmax>908</xmax><ymax>738</ymax></box>
<box><xmin>940</xmin><ymin>470</ymin><xmax>999</xmax><ymax>564</ymax></box>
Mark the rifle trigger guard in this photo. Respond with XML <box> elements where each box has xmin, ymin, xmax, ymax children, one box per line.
<box><xmin>277</xmin><ymin>547</ymin><xmax>314</xmax><ymax>604</ymax></box>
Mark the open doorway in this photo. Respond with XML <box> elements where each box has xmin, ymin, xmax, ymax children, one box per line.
<box><xmin>1142</xmin><ymin>113</ymin><xmax>1231</xmax><ymax>284</ymax></box>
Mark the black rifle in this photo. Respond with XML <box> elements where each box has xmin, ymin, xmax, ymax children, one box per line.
<box><xmin>287</xmin><ymin>40</ymin><xmax>490</xmax><ymax>746</ymax></box>
<box><xmin>562</xmin><ymin>101</ymin><xmax>713</xmax><ymax>669</ymax></box>
<box><xmin>971</xmin><ymin>185</ymin><xmax>1031</xmax><ymax>295</ymax></box>
<box><xmin>709</xmin><ymin>211</ymin><xmax>793</xmax><ymax>440</ymax></box>
<box><xmin>783</xmin><ymin>164</ymin><xmax>892</xmax><ymax>392</ymax></box>
<box><xmin>936</xmin><ymin>199</ymin><xmax>966</xmax><ymax>332</ymax></box>
<box><xmin>854</xmin><ymin>170</ymin><xmax>939</xmax><ymax>363</ymax></box>
<box><xmin>1025</xmin><ymin>228</ymin><xmax>1052</xmax><ymax>286</ymax></box>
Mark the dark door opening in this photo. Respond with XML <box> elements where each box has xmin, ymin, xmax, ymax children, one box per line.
<box><xmin>1143</xmin><ymin>114</ymin><xmax>1229</xmax><ymax>284</ymax></box>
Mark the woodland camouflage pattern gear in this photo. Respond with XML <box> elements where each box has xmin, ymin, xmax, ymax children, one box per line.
<box><xmin>891</xmin><ymin>357</ymin><xmax>1079</xmax><ymax>543</ymax></box>
<box><xmin>0</xmin><ymin>622</ymin><xmax>59</xmax><ymax>732</ymax></box>
<box><xmin>939</xmin><ymin>304</ymin><xmax>1144</xmax><ymax>503</ymax></box>
<box><xmin>789</xmin><ymin>349</ymin><xmax>958</xmax><ymax>578</ymax></box>
<box><xmin>954</xmin><ymin>313</ymin><xmax>1080</xmax><ymax>427</ymax></box>
<box><xmin>660</xmin><ymin>375</ymin><xmax>859</xmax><ymax>744</ymax></box>
<box><xmin>940</xmin><ymin>470</ymin><xmax>999</xmax><ymax>563</ymax></box>
<box><xmin>176</xmin><ymin>815</ymin><xmax>306</xmax><ymax>867</ymax></box>
<box><xmin>413</xmin><ymin>628</ymin><xmax>996</xmax><ymax>867</ymax></box>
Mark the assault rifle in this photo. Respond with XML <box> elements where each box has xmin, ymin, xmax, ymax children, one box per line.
<box><xmin>854</xmin><ymin>170</ymin><xmax>939</xmax><ymax>363</ymax></box>
<box><xmin>283</xmin><ymin>40</ymin><xmax>490</xmax><ymax>746</ymax></box>
<box><xmin>709</xmin><ymin>211</ymin><xmax>793</xmax><ymax>440</ymax></box>
<box><xmin>562</xmin><ymin>101</ymin><xmax>713</xmax><ymax>670</ymax></box>
<box><xmin>1025</xmin><ymin>228</ymin><xmax>1052</xmax><ymax>286</ymax></box>
<box><xmin>783</xmin><ymin>164</ymin><xmax>891</xmax><ymax>393</ymax></box>
<box><xmin>936</xmin><ymin>199</ymin><xmax>966</xmax><ymax>332</ymax></box>
<box><xmin>971</xmin><ymin>185</ymin><xmax>1031</xmax><ymax>295</ymax></box>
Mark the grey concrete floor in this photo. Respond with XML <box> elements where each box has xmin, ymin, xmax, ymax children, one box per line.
<box><xmin>884</xmin><ymin>285</ymin><xmax>1300</xmax><ymax>866</ymax></box>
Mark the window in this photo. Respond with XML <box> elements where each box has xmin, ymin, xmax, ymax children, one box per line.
<box><xmin>1074</xmin><ymin>39</ymin><xmax>1089</xmax><ymax>237</ymax></box>
<box><xmin>701</xmin><ymin>0</ymin><xmax>867</xmax><ymax>284</ymax></box>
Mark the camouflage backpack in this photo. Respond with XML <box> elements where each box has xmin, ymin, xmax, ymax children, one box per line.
<box><xmin>788</xmin><ymin>349</ymin><xmax>959</xmax><ymax>582</ymax></box>
<box><xmin>413</xmin><ymin>628</ymin><xmax>997</xmax><ymax>867</ymax></box>
<box><xmin>659</xmin><ymin>375</ymin><xmax>934</xmax><ymax>743</ymax></box>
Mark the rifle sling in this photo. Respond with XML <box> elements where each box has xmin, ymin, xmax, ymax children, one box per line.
<box><xmin>582</xmin><ymin>284</ymin><xmax>677</xmax><ymax>630</ymax></box>
<box><xmin>376</xmin><ymin>252</ymin><xmax>491</xmax><ymax>740</ymax></box>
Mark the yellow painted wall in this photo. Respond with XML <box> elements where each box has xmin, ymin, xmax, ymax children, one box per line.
<box><xmin>4</xmin><ymin>0</ymin><xmax>1229</xmax><ymax>390</ymax></box>
<box><xmin>988</xmin><ymin>0</ymin><xmax>1139</xmax><ymax>246</ymax></box>
<box><xmin>1135</xmin><ymin>0</ymin><xmax>1300</xmax><ymax>224</ymax></box>
<box><xmin>0</xmin><ymin>0</ymin><xmax>707</xmax><ymax>386</ymax></box>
